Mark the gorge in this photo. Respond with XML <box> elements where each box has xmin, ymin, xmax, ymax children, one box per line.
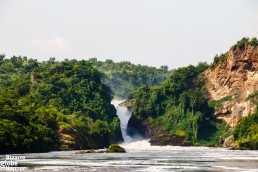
<box><xmin>0</xmin><ymin>38</ymin><xmax>258</xmax><ymax>154</ymax></box>
<box><xmin>112</xmin><ymin>100</ymin><xmax>134</xmax><ymax>142</ymax></box>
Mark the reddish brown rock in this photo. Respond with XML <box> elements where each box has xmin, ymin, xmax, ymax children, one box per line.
<box><xmin>204</xmin><ymin>45</ymin><xmax>258</xmax><ymax>127</ymax></box>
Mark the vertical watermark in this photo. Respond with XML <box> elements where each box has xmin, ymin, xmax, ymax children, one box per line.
<box><xmin>0</xmin><ymin>155</ymin><xmax>27</xmax><ymax>171</ymax></box>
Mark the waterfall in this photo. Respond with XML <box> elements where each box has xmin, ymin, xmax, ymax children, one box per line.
<box><xmin>112</xmin><ymin>100</ymin><xmax>134</xmax><ymax>142</ymax></box>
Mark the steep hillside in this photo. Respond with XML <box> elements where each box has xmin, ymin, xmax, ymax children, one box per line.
<box><xmin>204</xmin><ymin>43</ymin><xmax>258</xmax><ymax>127</ymax></box>
<box><xmin>127</xmin><ymin>62</ymin><xmax>225</xmax><ymax>147</ymax></box>
<box><xmin>127</xmin><ymin>37</ymin><xmax>258</xmax><ymax>148</ymax></box>
<box><xmin>0</xmin><ymin>56</ymin><xmax>122</xmax><ymax>154</ymax></box>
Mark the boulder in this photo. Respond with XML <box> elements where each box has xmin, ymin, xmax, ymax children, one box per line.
<box><xmin>106</xmin><ymin>144</ymin><xmax>126</xmax><ymax>153</ymax></box>
<box><xmin>150</xmin><ymin>134</ymin><xmax>191</xmax><ymax>146</ymax></box>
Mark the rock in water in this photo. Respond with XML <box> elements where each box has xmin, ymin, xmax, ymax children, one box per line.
<box><xmin>223</xmin><ymin>135</ymin><xmax>234</xmax><ymax>148</ymax></box>
<box><xmin>106</xmin><ymin>144</ymin><xmax>126</xmax><ymax>153</ymax></box>
<box><xmin>150</xmin><ymin>134</ymin><xmax>191</xmax><ymax>146</ymax></box>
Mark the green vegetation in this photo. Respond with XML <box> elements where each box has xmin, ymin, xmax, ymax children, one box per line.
<box><xmin>233</xmin><ymin>90</ymin><xmax>258</xmax><ymax>150</ymax></box>
<box><xmin>89</xmin><ymin>58</ymin><xmax>170</xmax><ymax>99</ymax></box>
<box><xmin>212</xmin><ymin>53</ymin><xmax>228</xmax><ymax>66</ymax></box>
<box><xmin>249</xmin><ymin>37</ymin><xmax>258</xmax><ymax>46</ymax></box>
<box><xmin>0</xmin><ymin>55</ymin><xmax>122</xmax><ymax>154</ymax></box>
<box><xmin>212</xmin><ymin>37</ymin><xmax>258</xmax><ymax>67</ymax></box>
<box><xmin>234</xmin><ymin>37</ymin><xmax>258</xmax><ymax>49</ymax></box>
<box><xmin>208</xmin><ymin>96</ymin><xmax>232</xmax><ymax>111</ymax></box>
<box><xmin>131</xmin><ymin>62</ymin><xmax>227</xmax><ymax>146</ymax></box>
<box><xmin>1</xmin><ymin>36</ymin><xmax>257</xmax><ymax>152</ymax></box>
<box><xmin>233</xmin><ymin>112</ymin><xmax>258</xmax><ymax>150</ymax></box>
<box><xmin>106</xmin><ymin>144</ymin><xmax>126</xmax><ymax>153</ymax></box>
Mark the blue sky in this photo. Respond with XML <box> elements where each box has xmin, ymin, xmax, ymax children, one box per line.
<box><xmin>0</xmin><ymin>0</ymin><xmax>258</xmax><ymax>68</ymax></box>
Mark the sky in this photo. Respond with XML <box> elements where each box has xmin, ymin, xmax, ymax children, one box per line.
<box><xmin>0</xmin><ymin>0</ymin><xmax>258</xmax><ymax>69</ymax></box>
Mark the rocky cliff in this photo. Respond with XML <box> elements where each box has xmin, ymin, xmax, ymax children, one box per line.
<box><xmin>126</xmin><ymin>42</ymin><xmax>258</xmax><ymax>147</ymax></box>
<box><xmin>204</xmin><ymin>45</ymin><xmax>258</xmax><ymax>127</ymax></box>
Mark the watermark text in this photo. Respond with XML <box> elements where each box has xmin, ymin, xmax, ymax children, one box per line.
<box><xmin>0</xmin><ymin>155</ymin><xmax>26</xmax><ymax>171</ymax></box>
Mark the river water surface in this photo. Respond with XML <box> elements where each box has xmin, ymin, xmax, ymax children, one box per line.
<box><xmin>1</xmin><ymin>141</ymin><xmax>258</xmax><ymax>172</ymax></box>
<box><xmin>1</xmin><ymin>101</ymin><xmax>258</xmax><ymax>171</ymax></box>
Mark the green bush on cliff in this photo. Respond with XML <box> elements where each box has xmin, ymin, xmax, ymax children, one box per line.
<box><xmin>233</xmin><ymin>112</ymin><xmax>258</xmax><ymax>150</ymax></box>
<box><xmin>233</xmin><ymin>90</ymin><xmax>258</xmax><ymax>150</ymax></box>
<box><xmin>208</xmin><ymin>96</ymin><xmax>232</xmax><ymax>111</ymax></box>
<box><xmin>249</xmin><ymin>38</ymin><xmax>258</xmax><ymax>46</ymax></box>
<box><xmin>212</xmin><ymin>53</ymin><xmax>228</xmax><ymax>66</ymax></box>
<box><xmin>208</xmin><ymin>36</ymin><xmax>258</xmax><ymax>66</ymax></box>
<box><xmin>236</xmin><ymin>37</ymin><xmax>250</xmax><ymax>49</ymax></box>
<box><xmin>233</xmin><ymin>37</ymin><xmax>258</xmax><ymax>50</ymax></box>
<box><xmin>0</xmin><ymin>55</ymin><xmax>122</xmax><ymax>153</ymax></box>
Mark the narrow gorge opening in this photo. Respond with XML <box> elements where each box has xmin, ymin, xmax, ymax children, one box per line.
<box><xmin>112</xmin><ymin>100</ymin><xmax>143</xmax><ymax>143</ymax></box>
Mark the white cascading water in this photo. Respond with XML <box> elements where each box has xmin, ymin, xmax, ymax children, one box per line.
<box><xmin>112</xmin><ymin>100</ymin><xmax>150</xmax><ymax>150</ymax></box>
<box><xmin>112</xmin><ymin>100</ymin><xmax>134</xmax><ymax>142</ymax></box>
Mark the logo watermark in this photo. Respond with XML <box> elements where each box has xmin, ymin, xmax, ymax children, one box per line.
<box><xmin>0</xmin><ymin>155</ymin><xmax>26</xmax><ymax>171</ymax></box>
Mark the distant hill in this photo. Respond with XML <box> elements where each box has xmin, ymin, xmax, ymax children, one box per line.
<box><xmin>89</xmin><ymin>58</ymin><xmax>171</xmax><ymax>99</ymax></box>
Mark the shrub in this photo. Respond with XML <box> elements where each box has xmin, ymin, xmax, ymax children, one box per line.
<box><xmin>212</xmin><ymin>53</ymin><xmax>228</xmax><ymax>66</ymax></box>
<box><xmin>237</xmin><ymin>37</ymin><xmax>249</xmax><ymax>49</ymax></box>
<box><xmin>249</xmin><ymin>38</ymin><xmax>258</xmax><ymax>46</ymax></box>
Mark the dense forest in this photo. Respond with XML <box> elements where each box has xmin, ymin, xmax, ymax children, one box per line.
<box><xmin>0</xmin><ymin>55</ymin><xmax>170</xmax><ymax>154</ymax></box>
<box><xmin>89</xmin><ymin>58</ymin><xmax>170</xmax><ymax>99</ymax></box>
<box><xmin>130</xmin><ymin>62</ymin><xmax>228</xmax><ymax>146</ymax></box>
<box><xmin>0</xmin><ymin>55</ymin><xmax>122</xmax><ymax>153</ymax></box>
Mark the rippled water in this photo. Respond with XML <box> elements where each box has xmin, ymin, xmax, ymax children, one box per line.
<box><xmin>1</xmin><ymin>140</ymin><xmax>258</xmax><ymax>172</ymax></box>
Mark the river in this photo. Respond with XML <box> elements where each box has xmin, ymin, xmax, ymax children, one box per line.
<box><xmin>0</xmin><ymin>101</ymin><xmax>258</xmax><ymax>172</ymax></box>
<box><xmin>1</xmin><ymin>141</ymin><xmax>258</xmax><ymax>172</ymax></box>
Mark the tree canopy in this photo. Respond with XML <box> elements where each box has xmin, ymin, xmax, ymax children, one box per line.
<box><xmin>0</xmin><ymin>55</ymin><xmax>122</xmax><ymax>153</ymax></box>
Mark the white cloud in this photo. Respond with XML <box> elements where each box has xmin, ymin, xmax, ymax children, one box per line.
<box><xmin>27</xmin><ymin>36</ymin><xmax>70</xmax><ymax>55</ymax></box>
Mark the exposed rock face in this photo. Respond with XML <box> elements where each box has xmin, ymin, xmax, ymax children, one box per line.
<box><xmin>204</xmin><ymin>45</ymin><xmax>258</xmax><ymax>127</ymax></box>
<box><xmin>59</xmin><ymin>124</ymin><xmax>123</xmax><ymax>150</ymax></box>
<box><xmin>59</xmin><ymin>125</ymin><xmax>86</xmax><ymax>150</ymax></box>
<box><xmin>127</xmin><ymin>115</ymin><xmax>163</xmax><ymax>139</ymax></box>
<box><xmin>150</xmin><ymin>134</ymin><xmax>191</xmax><ymax>146</ymax></box>
<box><xmin>127</xmin><ymin>115</ymin><xmax>191</xmax><ymax>146</ymax></box>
